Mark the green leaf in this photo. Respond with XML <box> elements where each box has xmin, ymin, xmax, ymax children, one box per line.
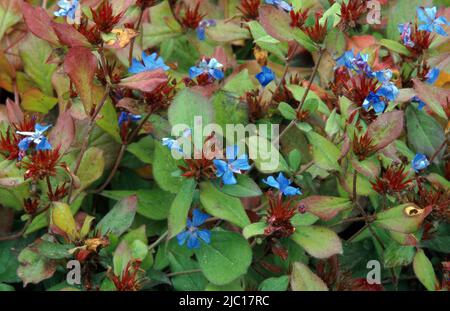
<box><xmin>168</xmin><ymin>88</ymin><xmax>214</xmax><ymax>130</ymax></box>
<box><xmin>246</xmin><ymin>21</ymin><xmax>286</xmax><ymax>60</ymax></box>
<box><xmin>152</xmin><ymin>141</ymin><xmax>184</xmax><ymax>193</ymax></box>
<box><xmin>141</xmin><ymin>1</ymin><xmax>182</xmax><ymax>48</ymax></box>
<box><xmin>247</xmin><ymin>135</ymin><xmax>289</xmax><ymax>173</ymax></box>
<box><xmin>0</xmin><ymin>0</ymin><xmax>21</xmax><ymax>41</ymax></box>
<box><xmin>386</xmin><ymin>0</ymin><xmax>422</xmax><ymax>40</ymax></box>
<box><xmin>17</xmin><ymin>242</ymin><xmax>56</xmax><ymax>286</ymax></box>
<box><xmin>212</xmin><ymin>91</ymin><xmax>249</xmax><ymax>139</ymax></box>
<box><xmin>127</xmin><ymin>136</ymin><xmax>155</xmax><ymax>164</ymax></box>
<box><xmin>102</xmin><ymin>188</ymin><xmax>175</xmax><ymax>220</ymax></box>
<box><xmin>291</xmin><ymin>226</ymin><xmax>343</xmax><ymax>259</ymax></box>
<box><xmin>76</xmin><ymin>147</ymin><xmax>105</xmax><ymax>192</ymax></box>
<box><xmin>325</xmin><ymin>109</ymin><xmax>341</xmax><ymax>137</ymax></box>
<box><xmin>288</xmin><ymin>149</ymin><xmax>301</xmax><ymax>171</ymax></box>
<box><xmin>168</xmin><ymin>178</ymin><xmax>197</xmax><ymax>238</ymax></box>
<box><xmin>205</xmin><ymin>20</ymin><xmax>250</xmax><ymax>42</ymax></box>
<box><xmin>406</xmin><ymin>105</ymin><xmax>446</xmax><ymax>159</ymax></box>
<box><xmin>367</xmin><ymin>110</ymin><xmax>404</xmax><ymax>152</ymax></box>
<box><xmin>195</xmin><ymin>231</ymin><xmax>252</xmax><ymax>285</ymax></box>
<box><xmin>290</xmin><ymin>262</ymin><xmax>328</xmax><ymax>291</ymax></box>
<box><xmin>374</xmin><ymin>204</ymin><xmax>432</xmax><ymax>234</ymax></box>
<box><xmin>21</xmin><ymin>89</ymin><xmax>58</xmax><ymax>113</ymax></box>
<box><xmin>51</xmin><ymin>202</ymin><xmax>77</xmax><ymax>240</ymax></box>
<box><xmin>213</xmin><ymin>174</ymin><xmax>262</xmax><ymax>198</ymax></box>
<box><xmin>168</xmin><ymin>252</ymin><xmax>207</xmax><ymax>291</ymax></box>
<box><xmin>0</xmin><ymin>283</ymin><xmax>14</xmax><ymax>291</ymax></box>
<box><xmin>243</xmin><ymin>222</ymin><xmax>267</xmax><ymax>239</ymax></box>
<box><xmin>223</xmin><ymin>70</ymin><xmax>254</xmax><ymax>97</ymax></box>
<box><xmin>287</xmin><ymin>85</ymin><xmax>330</xmax><ymax>116</ymax></box>
<box><xmin>292</xmin><ymin>28</ymin><xmax>318</xmax><ymax>53</ymax></box>
<box><xmin>36</xmin><ymin>240</ymin><xmax>73</xmax><ymax>260</ymax></box>
<box><xmin>412</xmin><ymin>79</ymin><xmax>448</xmax><ymax>120</ymax></box>
<box><xmin>199</xmin><ymin>181</ymin><xmax>251</xmax><ymax>228</ymax></box>
<box><xmin>306</xmin><ymin>132</ymin><xmax>341</xmax><ymax>172</ymax></box>
<box><xmin>259</xmin><ymin>275</ymin><xmax>289</xmax><ymax>291</ymax></box>
<box><xmin>96</xmin><ymin>195</ymin><xmax>138</xmax><ymax>236</ymax></box>
<box><xmin>300</xmin><ymin>196</ymin><xmax>352</xmax><ymax>221</ymax></box>
<box><xmin>383</xmin><ymin>242</ymin><xmax>415</xmax><ymax>268</ymax></box>
<box><xmin>413</xmin><ymin>249</ymin><xmax>438</xmax><ymax>291</ymax></box>
<box><xmin>19</xmin><ymin>34</ymin><xmax>57</xmax><ymax>96</ymax></box>
<box><xmin>113</xmin><ymin>240</ymin><xmax>132</xmax><ymax>276</ymax></box>
<box><xmin>95</xmin><ymin>95</ymin><xmax>121</xmax><ymax>143</ymax></box>
<box><xmin>379</xmin><ymin>38</ymin><xmax>412</xmax><ymax>56</ymax></box>
<box><xmin>278</xmin><ymin>102</ymin><xmax>296</xmax><ymax>120</ymax></box>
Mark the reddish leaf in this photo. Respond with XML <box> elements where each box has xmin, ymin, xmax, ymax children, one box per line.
<box><xmin>413</xmin><ymin>78</ymin><xmax>449</xmax><ymax>120</ymax></box>
<box><xmin>64</xmin><ymin>47</ymin><xmax>98</xmax><ymax>112</ymax></box>
<box><xmin>367</xmin><ymin>110</ymin><xmax>404</xmax><ymax>152</ymax></box>
<box><xmin>23</xmin><ymin>3</ymin><xmax>59</xmax><ymax>45</ymax></box>
<box><xmin>258</xmin><ymin>5</ymin><xmax>293</xmax><ymax>41</ymax></box>
<box><xmin>300</xmin><ymin>196</ymin><xmax>352</xmax><ymax>221</ymax></box>
<box><xmin>6</xmin><ymin>98</ymin><xmax>23</xmax><ymax>124</ymax></box>
<box><xmin>118</xmin><ymin>69</ymin><xmax>167</xmax><ymax>93</ymax></box>
<box><xmin>48</xmin><ymin>110</ymin><xmax>75</xmax><ymax>154</ymax></box>
<box><xmin>52</xmin><ymin>22</ymin><xmax>90</xmax><ymax>48</ymax></box>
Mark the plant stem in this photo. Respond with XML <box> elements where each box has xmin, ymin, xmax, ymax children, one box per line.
<box><xmin>166</xmin><ymin>269</ymin><xmax>202</xmax><ymax>278</ymax></box>
<box><xmin>429</xmin><ymin>135</ymin><xmax>448</xmax><ymax>163</ymax></box>
<box><xmin>148</xmin><ymin>231</ymin><xmax>168</xmax><ymax>251</ymax></box>
<box><xmin>128</xmin><ymin>8</ymin><xmax>145</xmax><ymax>67</ymax></box>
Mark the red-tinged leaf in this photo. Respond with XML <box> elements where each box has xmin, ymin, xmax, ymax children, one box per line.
<box><xmin>6</xmin><ymin>98</ymin><xmax>23</xmax><ymax>124</ymax></box>
<box><xmin>258</xmin><ymin>5</ymin><xmax>293</xmax><ymax>41</ymax></box>
<box><xmin>64</xmin><ymin>47</ymin><xmax>98</xmax><ymax>112</ymax></box>
<box><xmin>413</xmin><ymin>249</ymin><xmax>439</xmax><ymax>291</ymax></box>
<box><xmin>291</xmin><ymin>226</ymin><xmax>343</xmax><ymax>259</ymax></box>
<box><xmin>52</xmin><ymin>22</ymin><xmax>90</xmax><ymax>48</ymax></box>
<box><xmin>367</xmin><ymin>110</ymin><xmax>404</xmax><ymax>152</ymax></box>
<box><xmin>300</xmin><ymin>196</ymin><xmax>352</xmax><ymax>221</ymax></box>
<box><xmin>22</xmin><ymin>3</ymin><xmax>59</xmax><ymax>45</ymax></box>
<box><xmin>347</xmin><ymin>278</ymin><xmax>384</xmax><ymax>291</ymax></box>
<box><xmin>291</xmin><ymin>262</ymin><xmax>329</xmax><ymax>291</ymax></box>
<box><xmin>413</xmin><ymin>78</ymin><xmax>449</xmax><ymax>120</ymax></box>
<box><xmin>374</xmin><ymin>204</ymin><xmax>432</xmax><ymax>234</ymax></box>
<box><xmin>48</xmin><ymin>110</ymin><xmax>75</xmax><ymax>154</ymax></box>
<box><xmin>96</xmin><ymin>195</ymin><xmax>138</xmax><ymax>236</ymax></box>
<box><xmin>118</xmin><ymin>69</ymin><xmax>167</xmax><ymax>93</ymax></box>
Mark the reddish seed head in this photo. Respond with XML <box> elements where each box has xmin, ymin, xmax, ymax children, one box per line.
<box><xmin>408</xmin><ymin>22</ymin><xmax>434</xmax><ymax>56</ymax></box>
<box><xmin>337</xmin><ymin>0</ymin><xmax>368</xmax><ymax>31</ymax></box>
<box><xmin>111</xmin><ymin>259</ymin><xmax>144</xmax><ymax>291</ymax></box>
<box><xmin>290</xmin><ymin>8</ymin><xmax>309</xmax><ymax>29</ymax></box>
<box><xmin>21</xmin><ymin>147</ymin><xmax>62</xmax><ymax>181</ymax></box>
<box><xmin>0</xmin><ymin>129</ymin><xmax>20</xmax><ymax>160</ymax></box>
<box><xmin>238</xmin><ymin>0</ymin><xmax>261</xmax><ymax>21</ymax></box>
<box><xmin>305</xmin><ymin>12</ymin><xmax>328</xmax><ymax>43</ymax></box>
<box><xmin>264</xmin><ymin>191</ymin><xmax>297</xmax><ymax>238</ymax></box>
<box><xmin>181</xmin><ymin>2</ymin><xmax>205</xmax><ymax>30</ymax></box>
<box><xmin>371</xmin><ymin>164</ymin><xmax>412</xmax><ymax>195</ymax></box>
<box><xmin>244</xmin><ymin>89</ymin><xmax>271</xmax><ymax>123</ymax></box>
<box><xmin>143</xmin><ymin>78</ymin><xmax>177</xmax><ymax>112</ymax></box>
<box><xmin>91</xmin><ymin>0</ymin><xmax>124</xmax><ymax>33</ymax></box>
<box><xmin>178</xmin><ymin>134</ymin><xmax>217</xmax><ymax>181</ymax></box>
<box><xmin>23</xmin><ymin>198</ymin><xmax>39</xmax><ymax>215</ymax></box>
<box><xmin>352</xmin><ymin>132</ymin><xmax>376</xmax><ymax>161</ymax></box>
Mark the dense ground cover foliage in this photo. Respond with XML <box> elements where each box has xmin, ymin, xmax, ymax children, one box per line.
<box><xmin>0</xmin><ymin>0</ymin><xmax>449</xmax><ymax>291</ymax></box>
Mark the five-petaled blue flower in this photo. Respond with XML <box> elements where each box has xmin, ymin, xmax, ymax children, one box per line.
<box><xmin>263</xmin><ymin>173</ymin><xmax>301</xmax><ymax>196</ymax></box>
<box><xmin>256</xmin><ymin>66</ymin><xmax>275</xmax><ymax>87</ymax></box>
<box><xmin>177</xmin><ymin>209</ymin><xmax>211</xmax><ymax>249</ymax></box>
<box><xmin>54</xmin><ymin>0</ymin><xmax>79</xmax><ymax>20</ymax></box>
<box><xmin>412</xmin><ymin>153</ymin><xmax>430</xmax><ymax>172</ymax></box>
<box><xmin>189</xmin><ymin>58</ymin><xmax>224</xmax><ymax>81</ymax></box>
<box><xmin>162</xmin><ymin>129</ymin><xmax>191</xmax><ymax>154</ymax></box>
<box><xmin>411</xmin><ymin>96</ymin><xmax>426</xmax><ymax>110</ymax></box>
<box><xmin>335</xmin><ymin>50</ymin><xmax>372</xmax><ymax>77</ymax></box>
<box><xmin>265</xmin><ymin>0</ymin><xmax>292</xmax><ymax>12</ymax></box>
<box><xmin>398</xmin><ymin>23</ymin><xmax>415</xmax><ymax>47</ymax></box>
<box><xmin>417</xmin><ymin>7</ymin><xmax>450</xmax><ymax>36</ymax></box>
<box><xmin>129</xmin><ymin>52</ymin><xmax>170</xmax><ymax>74</ymax></box>
<box><xmin>16</xmin><ymin>124</ymin><xmax>52</xmax><ymax>152</ymax></box>
<box><xmin>376</xmin><ymin>81</ymin><xmax>399</xmax><ymax>102</ymax></box>
<box><xmin>213</xmin><ymin>145</ymin><xmax>251</xmax><ymax>185</ymax></box>
<box><xmin>118</xmin><ymin>112</ymin><xmax>142</xmax><ymax>127</ymax></box>
<box><xmin>196</xmin><ymin>19</ymin><xmax>216</xmax><ymax>41</ymax></box>
<box><xmin>426</xmin><ymin>67</ymin><xmax>440</xmax><ymax>84</ymax></box>
<box><xmin>363</xmin><ymin>91</ymin><xmax>386</xmax><ymax>114</ymax></box>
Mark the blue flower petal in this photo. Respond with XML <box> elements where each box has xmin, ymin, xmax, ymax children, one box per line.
<box><xmin>177</xmin><ymin>230</ymin><xmax>189</xmax><ymax>246</ymax></box>
<box><xmin>263</xmin><ymin>176</ymin><xmax>281</xmax><ymax>189</ymax></box>
<box><xmin>222</xmin><ymin>169</ymin><xmax>237</xmax><ymax>185</ymax></box>
<box><xmin>18</xmin><ymin>137</ymin><xmax>32</xmax><ymax>151</ymax></box>
<box><xmin>187</xmin><ymin>234</ymin><xmax>200</xmax><ymax>249</ymax></box>
<box><xmin>412</xmin><ymin>153</ymin><xmax>430</xmax><ymax>172</ymax></box>
<box><xmin>213</xmin><ymin>159</ymin><xmax>228</xmax><ymax>177</ymax></box>
<box><xmin>192</xmin><ymin>209</ymin><xmax>209</xmax><ymax>227</ymax></box>
<box><xmin>36</xmin><ymin>138</ymin><xmax>52</xmax><ymax>151</ymax></box>
<box><xmin>197</xmin><ymin>229</ymin><xmax>211</xmax><ymax>244</ymax></box>
<box><xmin>283</xmin><ymin>185</ymin><xmax>302</xmax><ymax>196</ymax></box>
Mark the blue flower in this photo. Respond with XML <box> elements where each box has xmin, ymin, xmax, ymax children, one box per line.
<box><xmin>118</xmin><ymin>112</ymin><xmax>142</xmax><ymax>127</ymax></box>
<box><xmin>336</xmin><ymin>50</ymin><xmax>355</xmax><ymax>69</ymax></box>
<box><xmin>265</xmin><ymin>0</ymin><xmax>292</xmax><ymax>12</ymax></box>
<box><xmin>412</xmin><ymin>153</ymin><xmax>430</xmax><ymax>172</ymax></box>
<box><xmin>373</xmin><ymin>69</ymin><xmax>393</xmax><ymax>84</ymax></box>
<box><xmin>189</xmin><ymin>58</ymin><xmax>224</xmax><ymax>81</ymax></box>
<box><xmin>426</xmin><ymin>67</ymin><xmax>440</xmax><ymax>84</ymax></box>
<box><xmin>162</xmin><ymin>128</ymin><xmax>192</xmax><ymax>154</ymax></box>
<box><xmin>196</xmin><ymin>19</ymin><xmax>216</xmax><ymax>41</ymax></box>
<box><xmin>255</xmin><ymin>66</ymin><xmax>275</xmax><ymax>87</ymax></box>
<box><xmin>398</xmin><ymin>23</ymin><xmax>415</xmax><ymax>47</ymax></box>
<box><xmin>417</xmin><ymin>7</ymin><xmax>450</xmax><ymax>36</ymax></box>
<box><xmin>177</xmin><ymin>209</ymin><xmax>211</xmax><ymax>249</ymax></box>
<box><xmin>16</xmin><ymin>124</ymin><xmax>52</xmax><ymax>152</ymax></box>
<box><xmin>377</xmin><ymin>82</ymin><xmax>399</xmax><ymax>102</ymax></box>
<box><xmin>213</xmin><ymin>145</ymin><xmax>251</xmax><ymax>185</ymax></box>
<box><xmin>363</xmin><ymin>91</ymin><xmax>386</xmax><ymax>114</ymax></box>
<box><xmin>411</xmin><ymin>96</ymin><xmax>426</xmax><ymax>110</ymax></box>
<box><xmin>263</xmin><ymin>173</ymin><xmax>301</xmax><ymax>196</ymax></box>
<box><xmin>54</xmin><ymin>0</ymin><xmax>79</xmax><ymax>20</ymax></box>
<box><xmin>129</xmin><ymin>52</ymin><xmax>170</xmax><ymax>74</ymax></box>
